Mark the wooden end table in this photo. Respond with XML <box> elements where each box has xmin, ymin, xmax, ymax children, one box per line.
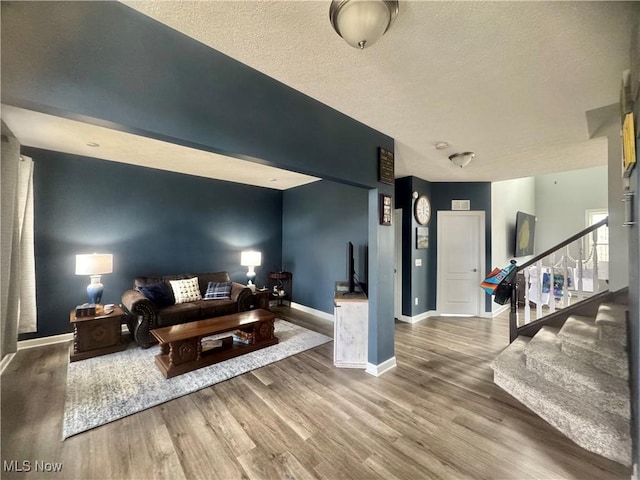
<box><xmin>151</xmin><ymin>309</ymin><xmax>278</xmax><ymax>379</ymax></box>
<box><xmin>268</xmin><ymin>271</ymin><xmax>292</xmax><ymax>306</ymax></box>
<box><xmin>69</xmin><ymin>304</ymin><xmax>127</xmax><ymax>362</ymax></box>
<box><xmin>251</xmin><ymin>288</ymin><xmax>271</xmax><ymax>310</ymax></box>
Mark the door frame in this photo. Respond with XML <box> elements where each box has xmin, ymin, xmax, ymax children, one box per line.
<box><xmin>436</xmin><ymin>210</ymin><xmax>486</xmax><ymax>316</ymax></box>
<box><xmin>394</xmin><ymin>209</ymin><xmax>403</xmax><ymax>320</ymax></box>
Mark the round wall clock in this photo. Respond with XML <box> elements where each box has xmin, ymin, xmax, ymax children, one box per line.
<box><xmin>414</xmin><ymin>195</ymin><xmax>431</xmax><ymax>225</ymax></box>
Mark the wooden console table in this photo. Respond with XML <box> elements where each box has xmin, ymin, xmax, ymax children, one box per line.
<box><xmin>151</xmin><ymin>309</ymin><xmax>278</xmax><ymax>378</ymax></box>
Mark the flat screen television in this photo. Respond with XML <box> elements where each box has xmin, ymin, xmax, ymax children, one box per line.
<box><xmin>514</xmin><ymin>211</ymin><xmax>536</xmax><ymax>257</ymax></box>
<box><xmin>347</xmin><ymin>241</ymin><xmax>356</xmax><ymax>294</ymax></box>
<box><xmin>344</xmin><ymin>241</ymin><xmax>368</xmax><ymax>295</ymax></box>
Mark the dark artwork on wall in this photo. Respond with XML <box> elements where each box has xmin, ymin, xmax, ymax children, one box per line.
<box><xmin>514</xmin><ymin>211</ymin><xmax>536</xmax><ymax>257</ymax></box>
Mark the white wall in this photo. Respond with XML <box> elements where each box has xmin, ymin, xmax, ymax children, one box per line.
<box><xmin>584</xmin><ymin>103</ymin><xmax>629</xmax><ymax>292</ymax></box>
<box><xmin>535</xmin><ymin>166</ymin><xmax>609</xmax><ymax>253</ymax></box>
<box><xmin>491</xmin><ymin>168</ymin><xmax>610</xmax><ymax>313</ymax></box>
<box><xmin>606</xmin><ymin>124</ymin><xmax>629</xmax><ymax>291</ymax></box>
<box><xmin>491</xmin><ymin>177</ymin><xmax>536</xmax><ymax>312</ymax></box>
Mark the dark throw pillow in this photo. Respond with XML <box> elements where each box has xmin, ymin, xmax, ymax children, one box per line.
<box><xmin>137</xmin><ymin>282</ymin><xmax>175</xmax><ymax>308</ymax></box>
<box><xmin>204</xmin><ymin>281</ymin><xmax>232</xmax><ymax>300</ymax></box>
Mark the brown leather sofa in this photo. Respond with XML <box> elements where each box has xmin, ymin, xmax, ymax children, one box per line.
<box><xmin>121</xmin><ymin>272</ymin><xmax>252</xmax><ymax>348</ymax></box>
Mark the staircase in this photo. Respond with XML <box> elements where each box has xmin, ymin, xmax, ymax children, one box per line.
<box><xmin>492</xmin><ymin>301</ymin><xmax>631</xmax><ymax>466</ymax></box>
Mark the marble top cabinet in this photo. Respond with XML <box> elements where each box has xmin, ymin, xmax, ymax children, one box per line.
<box><xmin>333</xmin><ymin>288</ymin><xmax>368</xmax><ymax>369</ymax></box>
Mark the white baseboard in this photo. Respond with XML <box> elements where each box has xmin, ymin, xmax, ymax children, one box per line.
<box><xmin>409</xmin><ymin>308</ymin><xmax>503</xmax><ymax>319</ymax></box>
<box><xmin>290</xmin><ymin>302</ymin><xmax>334</xmax><ymax>322</ymax></box>
<box><xmin>18</xmin><ymin>332</ymin><xmax>72</xmax><ymax>350</ymax></box>
<box><xmin>491</xmin><ymin>304</ymin><xmax>510</xmax><ymax>317</ymax></box>
<box><xmin>1</xmin><ymin>332</ymin><xmax>73</xmax><ymax>375</ymax></box>
<box><xmin>0</xmin><ymin>352</ymin><xmax>16</xmax><ymax>375</ymax></box>
<box><xmin>396</xmin><ymin>310</ymin><xmax>438</xmax><ymax>324</ymax></box>
<box><xmin>365</xmin><ymin>356</ymin><xmax>397</xmax><ymax>376</ymax></box>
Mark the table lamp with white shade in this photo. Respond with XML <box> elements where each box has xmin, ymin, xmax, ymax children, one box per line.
<box><xmin>75</xmin><ymin>253</ymin><xmax>113</xmax><ymax>304</ymax></box>
<box><xmin>240</xmin><ymin>250</ymin><xmax>262</xmax><ymax>291</ymax></box>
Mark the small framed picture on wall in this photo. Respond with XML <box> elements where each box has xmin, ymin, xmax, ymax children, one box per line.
<box><xmin>380</xmin><ymin>194</ymin><xmax>392</xmax><ymax>226</ymax></box>
<box><xmin>416</xmin><ymin>227</ymin><xmax>429</xmax><ymax>249</ymax></box>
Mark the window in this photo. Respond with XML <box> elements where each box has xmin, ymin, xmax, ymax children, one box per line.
<box><xmin>586</xmin><ymin>209</ymin><xmax>609</xmax><ymax>262</ymax></box>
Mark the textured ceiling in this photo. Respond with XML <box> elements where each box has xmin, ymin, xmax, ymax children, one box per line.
<box><xmin>5</xmin><ymin>2</ymin><xmax>635</xmax><ymax>186</ymax></box>
<box><xmin>120</xmin><ymin>0</ymin><xmax>637</xmax><ymax>182</ymax></box>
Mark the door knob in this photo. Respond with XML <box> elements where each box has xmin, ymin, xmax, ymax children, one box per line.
<box><xmin>471</xmin><ymin>268</ymin><xmax>478</xmax><ymax>272</ymax></box>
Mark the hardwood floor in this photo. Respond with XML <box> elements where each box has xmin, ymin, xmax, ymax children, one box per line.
<box><xmin>1</xmin><ymin>306</ymin><xmax>631</xmax><ymax>479</ymax></box>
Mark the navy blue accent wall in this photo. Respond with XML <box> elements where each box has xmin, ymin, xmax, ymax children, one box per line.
<box><xmin>394</xmin><ymin>177</ymin><xmax>412</xmax><ymax>316</ymax></box>
<box><xmin>430</xmin><ymin>182</ymin><xmax>492</xmax><ymax>312</ymax></box>
<box><xmin>2</xmin><ymin>1</ymin><xmax>392</xmax><ymax>189</ymax></box>
<box><xmin>395</xmin><ymin>176</ymin><xmax>433</xmax><ymax>316</ymax></box>
<box><xmin>3</xmin><ymin>1</ymin><xmax>396</xmax><ymax>367</ymax></box>
<box><xmin>22</xmin><ymin>147</ymin><xmax>282</xmax><ymax>340</ymax></box>
<box><xmin>282</xmin><ymin>181</ymin><xmax>368</xmax><ymax>315</ymax></box>
<box><xmin>395</xmin><ymin>177</ymin><xmax>492</xmax><ymax>317</ymax></box>
<box><xmin>368</xmin><ymin>187</ymin><xmax>396</xmax><ymax>364</ymax></box>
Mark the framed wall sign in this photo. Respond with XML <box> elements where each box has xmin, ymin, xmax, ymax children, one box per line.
<box><xmin>379</xmin><ymin>194</ymin><xmax>392</xmax><ymax>226</ymax></box>
<box><xmin>378</xmin><ymin>147</ymin><xmax>394</xmax><ymax>185</ymax></box>
<box><xmin>622</xmin><ymin>113</ymin><xmax>636</xmax><ymax>177</ymax></box>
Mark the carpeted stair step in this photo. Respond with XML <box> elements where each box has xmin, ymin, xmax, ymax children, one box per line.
<box><xmin>492</xmin><ymin>338</ymin><xmax>631</xmax><ymax>466</ymax></box>
<box><xmin>523</xmin><ymin>326</ymin><xmax>630</xmax><ymax>419</ymax></box>
<box><xmin>558</xmin><ymin>315</ymin><xmax>629</xmax><ymax>380</ymax></box>
<box><xmin>596</xmin><ymin>303</ymin><xmax>628</xmax><ymax>348</ymax></box>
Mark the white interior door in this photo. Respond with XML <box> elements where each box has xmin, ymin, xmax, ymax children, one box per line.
<box><xmin>437</xmin><ymin>211</ymin><xmax>485</xmax><ymax>316</ymax></box>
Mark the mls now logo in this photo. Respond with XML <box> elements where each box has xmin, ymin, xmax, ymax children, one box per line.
<box><xmin>3</xmin><ymin>460</ymin><xmax>63</xmax><ymax>473</ymax></box>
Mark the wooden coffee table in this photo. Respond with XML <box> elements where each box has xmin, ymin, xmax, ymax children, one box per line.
<box><xmin>151</xmin><ymin>309</ymin><xmax>278</xmax><ymax>378</ymax></box>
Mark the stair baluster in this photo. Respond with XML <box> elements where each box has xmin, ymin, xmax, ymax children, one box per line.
<box><xmin>593</xmin><ymin>229</ymin><xmax>600</xmax><ymax>293</ymax></box>
<box><xmin>508</xmin><ymin>217</ymin><xmax>609</xmax><ymax>342</ymax></box>
<box><xmin>536</xmin><ymin>261</ymin><xmax>543</xmax><ymax>320</ymax></box>
<box><xmin>524</xmin><ymin>267</ymin><xmax>531</xmax><ymax>324</ymax></box>
<box><xmin>577</xmin><ymin>239</ymin><xmax>584</xmax><ymax>301</ymax></box>
<box><xmin>549</xmin><ymin>252</ymin><xmax>556</xmax><ymax>314</ymax></box>
<box><xmin>562</xmin><ymin>247</ymin><xmax>569</xmax><ymax>308</ymax></box>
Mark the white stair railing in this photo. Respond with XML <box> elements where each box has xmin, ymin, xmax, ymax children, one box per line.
<box><xmin>509</xmin><ymin>217</ymin><xmax>609</xmax><ymax>341</ymax></box>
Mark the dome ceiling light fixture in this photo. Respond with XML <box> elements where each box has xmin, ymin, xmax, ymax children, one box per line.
<box><xmin>329</xmin><ymin>0</ymin><xmax>399</xmax><ymax>50</ymax></box>
<box><xmin>449</xmin><ymin>152</ymin><xmax>476</xmax><ymax>168</ymax></box>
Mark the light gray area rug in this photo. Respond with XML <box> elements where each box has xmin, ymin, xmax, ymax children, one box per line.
<box><xmin>63</xmin><ymin>319</ymin><xmax>331</xmax><ymax>439</ymax></box>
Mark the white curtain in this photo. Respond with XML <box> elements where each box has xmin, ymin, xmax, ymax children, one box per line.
<box><xmin>1</xmin><ymin>133</ymin><xmax>37</xmax><ymax>360</ymax></box>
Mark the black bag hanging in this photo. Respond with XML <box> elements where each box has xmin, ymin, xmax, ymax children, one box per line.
<box><xmin>493</xmin><ymin>264</ymin><xmax>518</xmax><ymax>305</ymax></box>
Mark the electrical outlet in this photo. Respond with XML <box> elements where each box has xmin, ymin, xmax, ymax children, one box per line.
<box><xmin>415</xmin><ymin>259</ymin><xmax>422</xmax><ymax>266</ymax></box>
<box><xmin>415</xmin><ymin>297</ymin><xmax>419</xmax><ymax>306</ymax></box>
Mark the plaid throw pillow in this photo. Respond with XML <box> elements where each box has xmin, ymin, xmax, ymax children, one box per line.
<box><xmin>204</xmin><ymin>281</ymin><xmax>232</xmax><ymax>300</ymax></box>
<box><xmin>169</xmin><ymin>277</ymin><xmax>202</xmax><ymax>304</ymax></box>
